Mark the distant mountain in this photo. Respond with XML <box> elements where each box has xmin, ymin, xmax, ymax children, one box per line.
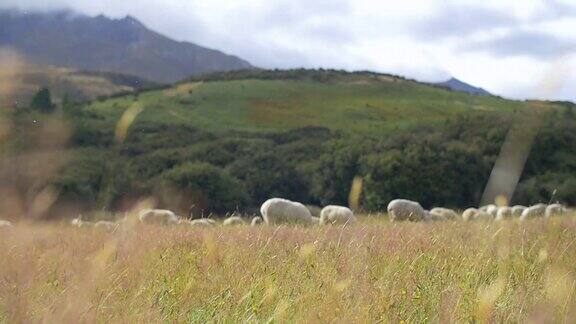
<box><xmin>0</xmin><ymin>9</ymin><xmax>253</xmax><ymax>83</ymax></box>
<box><xmin>435</xmin><ymin>77</ymin><xmax>491</xmax><ymax>96</ymax></box>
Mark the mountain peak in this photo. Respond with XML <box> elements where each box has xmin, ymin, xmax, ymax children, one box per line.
<box><xmin>436</xmin><ymin>77</ymin><xmax>491</xmax><ymax>96</ymax></box>
<box><xmin>122</xmin><ymin>15</ymin><xmax>145</xmax><ymax>27</ymax></box>
<box><xmin>0</xmin><ymin>9</ymin><xmax>253</xmax><ymax>83</ymax></box>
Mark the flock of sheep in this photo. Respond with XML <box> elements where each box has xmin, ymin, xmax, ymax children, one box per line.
<box><xmin>62</xmin><ymin>198</ymin><xmax>356</xmax><ymax>229</ymax></box>
<box><xmin>78</xmin><ymin>198</ymin><xmax>355</xmax><ymax>229</ymax></box>
<box><xmin>0</xmin><ymin>197</ymin><xmax>572</xmax><ymax>230</ymax></box>
<box><xmin>387</xmin><ymin>199</ymin><xmax>572</xmax><ymax>222</ymax></box>
<box><xmin>0</xmin><ymin>198</ymin><xmax>357</xmax><ymax>230</ymax></box>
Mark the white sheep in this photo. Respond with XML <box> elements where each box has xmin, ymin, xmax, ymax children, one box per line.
<box><xmin>426</xmin><ymin>212</ymin><xmax>447</xmax><ymax>222</ymax></box>
<box><xmin>319</xmin><ymin>205</ymin><xmax>356</xmax><ymax>225</ymax></box>
<box><xmin>486</xmin><ymin>205</ymin><xmax>499</xmax><ymax>218</ymax></box>
<box><xmin>0</xmin><ymin>220</ymin><xmax>12</xmax><ymax>228</ymax></box>
<box><xmin>310</xmin><ymin>216</ymin><xmax>320</xmax><ymax>225</ymax></box>
<box><xmin>430</xmin><ymin>207</ymin><xmax>459</xmax><ymax>220</ymax></box>
<box><xmin>479</xmin><ymin>204</ymin><xmax>496</xmax><ymax>212</ymax></box>
<box><xmin>462</xmin><ymin>208</ymin><xmax>478</xmax><ymax>222</ymax></box>
<box><xmin>474</xmin><ymin>210</ymin><xmax>494</xmax><ymax>221</ymax></box>
<box><xmin>138</xmin><ymin>209</ymin><xmax>179</xmax><ymax>226</ymax></box>
<box><xmin>520</xmin><ymin>204</ymin><xmax>547</xmax><ymax>221</ymax></box>
<box><xmin>223</xmin><ymin>216</ymin><xmax>245</xmax><ymax>226</ymax></box>
<box><xmin>190</xmin><ymin>218</ymin><xmax>217</xmax><ymax>227</ymax></box>
<box><xmin>545</xmin><ymin>203</ymin><xmax>568</xmax><ymax>218</ymax></box>
<box><xmin>251</xmin><ymin>216</ymin><xmax>263</xmax><ymax>226</ymax></box>
<box><xmin>479</xmin><ymin>204</ymin><xmax>499</xmax><ymax>217</ymax></box>
<box><xmin>260</xmin><ymin>198</ymin><xmax>313</xmax><ymax>225</ymax></box>
<box><xmin>511</xmin><ymin>205</ymin><xmax>527</xmax><ymax>218</ymax></box>
<box><xmin>387</xmin><ymin>199</ymin><xmax>428</xmax><ymax>222</ymax></box>
<box><xmin>495</xmin><ymin>207</ymin><xmax>513</xmax><ymax>221</ymax></box>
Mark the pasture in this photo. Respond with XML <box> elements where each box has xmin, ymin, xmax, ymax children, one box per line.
<box><xmin>2</xmin><ymin>215</ymin><xmax>576</xmax><ymax>322</ymax></box>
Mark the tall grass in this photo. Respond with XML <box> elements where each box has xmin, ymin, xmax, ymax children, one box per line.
<box><xmin>1</xmin><ymin>216</ymin><xmax>576</xmax><ymax>322</ymax></box>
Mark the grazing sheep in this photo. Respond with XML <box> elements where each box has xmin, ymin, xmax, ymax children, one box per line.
<box><xmin>520</xmin><ymin>204</ymin><xmax>547</xmax><ymax>221</ymax></box>
<box><xmin>320</xmin><ymin>205</ymin><xmax>356</xmax><ymax>225</ymax></box>
<box><xmin>138</xmin><ymin>209</ymin><xmax>179</xmax><ymax>226</ymax></box>
<box><xmin>0</xmin><ymin>220</ymin><xmax>12</xmax><ymax>228</ymax></box>
<box><xmin>223</xmin><ymin>216</ymin><xmax>245</xmax><ymax>226</ymax></box>
<box><xmin>190</xmin><ymin>218</ymin><xmax>217</xmax><ymax>227</ymax></box>
<box><xmin>479</xmin><ymin>204</ymin><xmax>496</xmax><ymax>212</ymax></box>
<box><xmin>479</xmin><ymin>204</ymin><xmax>500</xmax><ymax>217</ymax></box>
<box><xmin>545</xmin><ymin>203</ymin><xmax>568</xmax><ymax>218</ymax></box>
<box><xmin>310</xmin><ymin>216</ymin><xmax>320</xmax><ymax>225</ymax></box>
<box><xmin>260</xmin><ymin>198</ymin><xmax>313</xmax><ymax>225</ymax></box>
<box><xmin>71</xmin><ymin>217</ymin><xmax>95</xmax><ymax>228</ymax></box>
<box><xmin>387</xmin><ymin>199</ymin><xmax>428</xmax><ymax>222</ymax></box>
<box><xmin>426</xmin><ymin>212</ymin><xmax>447</xmax><ymax>222</ymax></box>
<box><xmin>474</xmin><ymin>211</ymin><xmax>494</xmax><ymax>221</ymax></box>
<box><xmin>251</xmin><ymin>216</ymin><xmax>263</xmax><ymax>226</ymax></box>
<box><xmin>495</xmin><ymin>207</ymin><xmax>513</xmax><ymax>221</ymax></box>
<box><xmin>430</xmin><ymin>207</ymin><xmax>459</xmax><ymax>220</ymax></box>
<box><xmin>511</xmin><ymin>205</ymin><xmax>527</xmax><ymax>218</ymax></box>
<box><xmin>486</xmin><ymin>205</ymin><xmax>499</xmax><ymax>218</ymax></box>
<box><xmin>462</xmin><ymin>208</ymin><xmax>478</xmax><ymax>222</ymax></box>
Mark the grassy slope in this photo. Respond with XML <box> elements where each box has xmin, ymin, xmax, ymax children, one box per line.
<box><xmin>1</xmin><ymin>216</ymin><xmax>576</xmax><ymax>322</ymax></box>
<box><xmin>84</xmin><ymin>74</ymin><xmax>537</xmax><ymax>138</ymax></box>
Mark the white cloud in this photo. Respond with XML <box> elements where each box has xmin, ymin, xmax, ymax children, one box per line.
<box><xmin>1</xmin><ymin>0</ymin><xmax>576</xmax><ymax>101</ymax></box>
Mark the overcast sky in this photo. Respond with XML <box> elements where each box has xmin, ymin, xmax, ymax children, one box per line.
<box><xmin>2</xmin><ymin>0</ymin><xmax>576</xmax><ymax>101</ymax></box>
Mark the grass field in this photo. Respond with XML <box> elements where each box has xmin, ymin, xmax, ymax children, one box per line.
<box><xmin>2</xmin><ymin>215</ymin><xmax>576</xmax><ymax>323</ymax></box>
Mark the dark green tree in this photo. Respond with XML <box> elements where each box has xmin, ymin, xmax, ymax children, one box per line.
<box><xmin>228</xmin><ymin>153</ymin><xmax>309</xmax><ymax>206</ymax></box>
<box><xmin>360</xmin><ymin>141</ymin><xmax>491</xmax><ymax>211</ymax></box>
<box><xmin>30</xmin><ymin>87</ymin><xmax>55</xmax><ymax>113</ymax></box>
<box><xmin>515</xmin><ymin>172</ymin><xmax>576</xmax><ymax>205</ymax></box>
<box><xmin>309</xmin><ymin>139</ymin><xmax>365</xmax><ymax>206</ymax></box>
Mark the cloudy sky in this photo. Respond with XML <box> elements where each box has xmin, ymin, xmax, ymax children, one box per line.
<box><xmin>2</xmin><ymin>0</ymin><xmax>576</xmax><ymax>100</ymax></box>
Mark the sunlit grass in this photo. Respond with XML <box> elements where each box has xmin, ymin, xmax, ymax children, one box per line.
<box><xmin>1</xmin><ymin>215</ymin><xmax>576</xmax><ymax>322</ymax></box>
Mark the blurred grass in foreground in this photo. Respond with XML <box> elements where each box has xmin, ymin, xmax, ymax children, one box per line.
<box><xmin>1</xmin><ymin>215</ymin><xmax>576</xmax><ymax>322</ymax></box>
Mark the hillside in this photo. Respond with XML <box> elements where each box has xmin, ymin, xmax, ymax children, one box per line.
<box><xmin>3</xmin><ymin>69</ymin><xmax>575</xmax><ymax>218</ymax></box>
<box><xmin>8</xmin><ymin>65</ymin><xmax>157</xmax><ymax>105</ymax></box>
<box><xmin>0</xmin><ymin>9</ymin><xmax>253</xmax><ymax>83</ymax></box>
<box><xmin>84</xmin><ymin>70</ymin><xmax>527</xmax><ymax>136</ymax></box>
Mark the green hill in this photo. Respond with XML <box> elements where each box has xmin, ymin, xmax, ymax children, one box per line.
<box><xmin>3</xmin><ymin>69</ymin><xmax>575</xmax><ymax>219</ymax></box>
<box><xmin>84</xmin><ymin>69</ymin><xmax>529</xmax><ymax>137</ymax></box>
